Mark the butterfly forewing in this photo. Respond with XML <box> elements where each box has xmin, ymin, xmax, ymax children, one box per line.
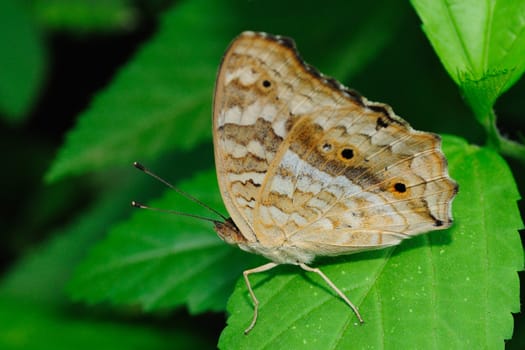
<box><xmin>213</xmin><ymin>32</ymin><xmax>357</xmax><ymax>246</ymax></box>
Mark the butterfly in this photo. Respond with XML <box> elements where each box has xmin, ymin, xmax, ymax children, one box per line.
<box><xmin>210</xmin><ymin>31</ymin><xmax>458</xmax><ymax>334</ymax></box>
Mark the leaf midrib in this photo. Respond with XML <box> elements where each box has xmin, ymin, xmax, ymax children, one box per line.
<box><xmin>83</xmin><ymin>235</ymin><xmax>223</xmax><ymax>277</ymax></box>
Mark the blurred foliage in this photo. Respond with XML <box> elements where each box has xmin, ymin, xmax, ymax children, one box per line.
<box><xmin>29</xmin><ymin>0</ymin><xmax>139</xmax><ymax>33</ymax></box>
<box><xmin>1</xmin><ymin>0</ymin><xmax>523</xmax><ymax>349</ymax></box>
<box><xmin>0</xmin><ymin>0</ymin><xmax>46</xmax><ymax>121</ymax></box>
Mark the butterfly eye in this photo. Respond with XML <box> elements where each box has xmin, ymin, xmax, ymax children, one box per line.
<box><xmin>262</xmin><ymin>79</ymin><xmax>272</xmax><ymax>88</ymax></box>
<box><xmin>340</xmin><ymin>148</ymin><xmax>354</xmax><ymax>160</ymax></box>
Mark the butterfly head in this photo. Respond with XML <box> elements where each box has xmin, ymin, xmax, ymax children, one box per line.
<box><xmin>214</xmin><ymin>218</ymin><xmax>248</xmax><ymax>245</ymax></box>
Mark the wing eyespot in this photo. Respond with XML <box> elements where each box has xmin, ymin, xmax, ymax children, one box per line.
<box><xmin>321</xmin><ymin>143</ymin><xmax>332</xmax><ymax>152</ymax></box>
<box><xmin>386</xmin><ymin>180</ymin><xmax>410</xmax><ymax>198</ymax></box>
<box><xmin>318</xmin><ymin>140</ymin><xmax>357</xmax><ymax>163</ymax></box>
<box><xmin>340</xmin><ymin>148</ymin><xmax>354</xmax><ymax>160</ymax></box>
<box><xmin>394</xmin><ymin>182</ymin><xmax>406</xmax><ymax>193</ymax></box>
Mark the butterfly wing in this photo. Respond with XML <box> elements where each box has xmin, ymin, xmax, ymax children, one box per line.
<box><xmin>213</xmin><ymin>32</ymin><xmax>358</xmax><ymax>245</ymax></box>
<box><xmin>213</xmin><ymin>32</ymin><xmax>457</xmax><ymax>263</ymax></box>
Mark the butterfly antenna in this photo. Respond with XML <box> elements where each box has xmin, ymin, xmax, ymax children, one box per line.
<box><xmin>131</xmin><ymin>201</ymin><xmax>220</xmax><ymax>224</ymax></box>
<box><xmin>133</xmin><ymin>162</ymin><xmax>228</xmax><ymax>221</ymax></box>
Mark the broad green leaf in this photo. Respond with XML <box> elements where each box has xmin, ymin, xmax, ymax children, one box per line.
<box><xmin>0</xmin><ymin>297</ymin><xmax>212</xmax><ymax>350</ymax></box>
<box><xmin>30</xmin><ymin>0</ymin><xmax>137</xmax><ymax>33</ymax></box>
<box><xmin>218</xmin><ymin>135</ymin><xmax>523</xmax><ymax>349</ymax></box>
<box><xmin>0</xmin><ymin>150</ymin><xmax>192</xmax><ymax>305</ymax></box>
<box><xmin>0</xmin><ymin>0</ymin><xmax>46</xmax><ymax>121</ymax></box>
<box><xmin>411</xmin><ymin>0</ymin><xmax>525</xmax><ymax>126</ymax></box>
<box><xmin>45</xmin><ymin>0</ymin><xmax>405</xmax><ymax>182</ymax></box>
<box><xmin>44</xmin><ymin>0</ymin><xmax>221</xmax><ymax>182</ymax></box>
<box><xmin>68</xmin><ymin>170</ymin><xmax>263</xmax><ymax>313</ymax></box>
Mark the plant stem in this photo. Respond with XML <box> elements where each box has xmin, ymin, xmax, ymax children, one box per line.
<box><xmin>484</xmin><ymin>109</ymin><xmax>525</xmax><ymax>161</ymax></box>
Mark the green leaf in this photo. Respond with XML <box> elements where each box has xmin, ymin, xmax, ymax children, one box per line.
<box><xmin>44</xmin><ymin>0</ymin><xmax>221</xmax><ymax>182</ymax></box>
<box><xmin>0</xmin><ymin>298</ymin><xmax>212</xmax><ymax>350</ymax></box>
<box><xmin>45</xmin><ymin>0</ymin><xmax>405</xmax><ymax>182</ymax></box>
<box><xmin>410</xmin><ymin>0</ymin><xmax>525</xmax><ymax>127</ymax></box>
<box><xmin>0</xmin><ymin>0</ymin><xmax>46</xmax><ymax>121</ymax></box>
<box><xmin>68</xmin><ymin>170</ymin><xmax>263</xmax><ymax>313</ymax></box>
<box><xmin>31</xmin><ymin>0</ymin><xmax>137</xmax><ymax>33</ymax></box>
<box><xmin>218</xmin><ymin>135</ymin><xmax>523</xmax><ymax>349</ymax></box>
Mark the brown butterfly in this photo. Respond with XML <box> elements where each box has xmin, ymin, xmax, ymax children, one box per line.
<box><xmin>211</xmin><ymin>31</ymin><xmax>457</xmax><ymax>334</ymax></box>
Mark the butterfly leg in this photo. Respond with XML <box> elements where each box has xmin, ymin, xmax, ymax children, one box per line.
<box><xmin>298</xmin><ymin>263</ymin><xmax>364</xmax><ymax>324</ymax></box>
<box><xmin>243</xmin><ymin>262</ymin><xmax>279</xmax><ymax>334</ymax></box>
